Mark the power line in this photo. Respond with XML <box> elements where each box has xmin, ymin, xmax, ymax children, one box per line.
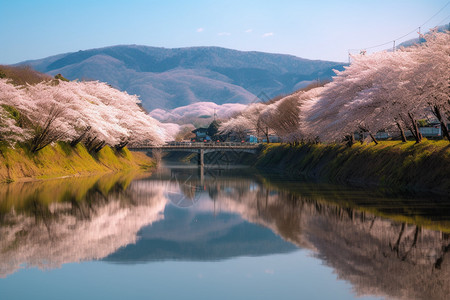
<box><xmin>350</xmin><ymin>1</ymin><xmax>450</xmax><ymax>53</ymax></box>
<box><xmin>436</xmin><ymin>13</ymin><xmax>450</xmax><ymax>26</ymax></box>
<box><xmin>419</xmin><ymin>1</ymin><xmax>450</xmax><ymax>27</ymax></box>
<box><xmin>393</xmin><ymin>27</ymin><xmax>420</xmax><ymax>43</ymax></box>
<box><xmin>364</xmin><ymin>40</ymin><xmax>394</xmax><ymax>51</ymax></box>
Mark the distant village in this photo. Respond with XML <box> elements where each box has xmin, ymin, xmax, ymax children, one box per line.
<box><xmin>189</xmin><ymin>120</ymin><xmax>447</xmax><ymax>144</ymax></box>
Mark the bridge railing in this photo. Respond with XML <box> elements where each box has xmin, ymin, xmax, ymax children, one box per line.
<box><xmin>165</xmin><ymin>142</ymin><xmax>259</xmax><ymax>148</ymax></box>
<box><xmin>129</xmin><ymin>142</ymin><xmax>261</xmax><ymax>149</ymax></box>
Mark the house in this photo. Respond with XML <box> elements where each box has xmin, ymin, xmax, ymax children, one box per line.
<box><xmin>246</xmin><ymin>135</ymin><xmax>258</xmax><ymax>143</ymax></box>
<box><xmin>192</xmin><ymin>127</ymin><xmax>209</xmax><ymax>142</ymax></box>
<box><xmin>261</xmin><ymin>135</ymin><xmax>280</xmax><ymax>143</ymax></box>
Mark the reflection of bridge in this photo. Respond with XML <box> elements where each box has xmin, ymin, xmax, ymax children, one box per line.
<box><xmin>129</xmin><ymin>142</ymin><xmax>260</xmax><ymax>166</ymax></box>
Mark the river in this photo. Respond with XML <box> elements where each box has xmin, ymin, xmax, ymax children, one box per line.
<box><xmin>0</xmin><ymin>163</ymin><xmax>449</xmax><ymax>300</ymax></box>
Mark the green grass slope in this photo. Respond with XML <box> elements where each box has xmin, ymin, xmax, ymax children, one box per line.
<box><xmin>0</xmin><ymin>142</ymin><xmax>154</xmax><ymax>182</ymax></box>
<box><xmin>256</xmin><ymin>140</ymin><xmax>450</xmax><ymax>195</ymax></box>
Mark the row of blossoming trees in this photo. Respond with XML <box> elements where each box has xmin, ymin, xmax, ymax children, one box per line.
<box><xmin>0</xmin><ymin>78</ymin><xmax>173</xmax><ymax>153</ymax></box>
<box><xmin>220</xmin><ymin>31</ymin><xmax>449</xmax><ymax>144</ymax></box>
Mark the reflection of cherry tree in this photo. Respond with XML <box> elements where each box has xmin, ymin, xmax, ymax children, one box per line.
<box><xmin>204</xmin><ymin>180</ymin><xmax>450</xmax><ymax>300</ymax></box>
<box><xmin>0</xmin><ymin>179</ymin><xmax>168</xmax><ymax>278</ymax></box>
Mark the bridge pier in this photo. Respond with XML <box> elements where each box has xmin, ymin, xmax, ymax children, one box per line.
<box><xmin>198</xmin><ymin>149</ymin><xmax>204</xmax><ymax>167</ymax></box>
<box><xmin>199</xmin><ymin>165</ymin><xmax>204</xmax><ymax>186</ymax></box>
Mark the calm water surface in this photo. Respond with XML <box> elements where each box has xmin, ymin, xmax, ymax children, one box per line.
<box><xmin>0</xmin><ymin>164</ymin><xmax>449</xmax><ymax>300</ymax></box>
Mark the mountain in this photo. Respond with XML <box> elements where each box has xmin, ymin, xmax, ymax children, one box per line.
<box><xmin>103</xmin><ymin>204</ymin><xmax>297</xmax><ymax>263</ymax></box>
<box><xmin>18</xmin><ymin>45</ymin><xmax>345</xmax><ymax>111</ymax></box>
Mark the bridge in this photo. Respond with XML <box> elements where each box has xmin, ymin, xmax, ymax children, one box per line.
<box><xmin>129</xmin><ymin>142</ymin><xmax>260</xmax><ymax>166</ymax></box>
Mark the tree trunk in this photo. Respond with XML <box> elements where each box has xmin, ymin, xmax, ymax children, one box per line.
<box><xmin>432</xmin><ymin>105</ymin><xmax>450</xmax><ymax>141</ymax></box>
<box><xmin>84</xmin><ymin>136</ymin><xmax>97</xmax><ymax>151</ymax></box>
<box><xmin>92</xmin><ymin>140</ymin><xmax>106</xmax><ymax>153</ymax></box>
<box><xmin>390</xmin><ymin>223</ymin><xmax>406</xmax><ymax>257</ymax></box>
<box><xmin>408</xmin><ymin>112</ymin><xmax>422</xmax><ymax>143</ymax></box>
<box><xmin>434</xmin><ymin>242</ymin><xmax>450</xmax><ymax>270</ymax></box>
<box><xmin>70</xmin><ymin>126</ymin><xmax>91</xmax><ymax>147</ymax></box>
<box><xmin>368</xmin><ymin>132</ymin><xmax>378</xmax><ymax>144</ymax></box>
<box><xmin>30</xmin><ymin>121</ymin><xmax>53</xmax><ymax>152</ymax></box>
<box><xmin>407</xmin><ymin>125</ymin><xmax>418</xmax><ymax>141</ymax></box>
<box><xmin>29</xmin><ymin>105</ymin><xmax>66</xmax><ymax>153</ymax></box>
<box><xmin>396</xmin><ymin>122</ymin><xmax>407</xmax><ymax>142</ymax></box>
<box><xmin>346</xmin><ymin>133</ymin><xmax>355</xmax><ymax>147</ymax></box>
<box><xmin>265</xmin><ymin>127</ymin><xmax>270</xmax><ymax>144</ymax></box>
<box><xmin>115</xmin><ymin>140</ymin><xmax>129</xmax><ymax>151</ymax></box>
<box><xmin>401</xmin><ymin>226</ymin><xmax>420</xmax><ymax>261</ymax></box>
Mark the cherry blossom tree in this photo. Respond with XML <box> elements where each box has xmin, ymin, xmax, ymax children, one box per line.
<box><xmin>302</xmin><ymin>31</ymin><xmax>449</xmax><ymax>144</ymax></box>
<box><xmin>78</xmin><ymin>81</ymin><xmax>167</xmax><ymax>148</ymax></box>
<box><xmin>0</xmin><ymin>77</ymin><xmax>170</xmax><ymax>151</ymax></box>
<box><xmin>261</xmin><ymin>89</ymin><xmax>321</xmax><ymax>144</ymax></box>
<box><xmin>0</xmin><ymin>79</ymin><xmax>33</xmax><ymax>144</ymax></box>
<box><xmin>219</xmin><ymin>103</ymin><xmax>268</xmax><ymax>141</ymax></box>
<box><xmin>220</xmin><ymin>114</ymin><xmax>252</xmax><ymax>141</ymax></box>
<box><xmin>0</xmin><ymin>106</ymin><xmax>31</xmax><ymax>143</ymax></box>
<box><xmin>302</xmin><ymin>53</ymin><xmax>397</xmax><ymax>143</ymax></box>
<box><xmin>404</xmin><ymin>31</ymin><xmax>450</xmax><ymax>140</ymax></box>
<box><xmin>25</xmin><ymin>82</ymin><xmax>77</xmax><ymax>152</ymax></box>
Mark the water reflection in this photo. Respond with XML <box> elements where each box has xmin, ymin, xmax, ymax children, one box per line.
<box><xmin>0</xmin><ymin>166</ymin><xmax>449</xmax><ymax>299</ymax></box>
<box><xmin>0</xmin><ymin>172</ymin><xmax>167</xmax><ymax>278</ymax></box>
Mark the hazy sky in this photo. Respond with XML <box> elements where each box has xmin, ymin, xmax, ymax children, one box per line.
<box><xmin>1</xmin><ymin>0</ymin><xmax>449</xmax><ymax>64</ymax></box>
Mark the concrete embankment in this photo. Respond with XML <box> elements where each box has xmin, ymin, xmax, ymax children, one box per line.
<box><xmin>255</xmin><ymin>140</ymin><xmax>450</xmax><ymax>195</ymax></box>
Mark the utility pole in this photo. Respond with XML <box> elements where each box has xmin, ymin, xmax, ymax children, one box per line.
<box><xmin>393</xmin><ymin>40</ymin><xmax>396</xmax><ymax>52</ymax></box>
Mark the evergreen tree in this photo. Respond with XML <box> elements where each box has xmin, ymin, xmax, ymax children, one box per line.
<box><xmin>207</xmin><ymin>120</ymin><xmax>220</xmax><ymax>139</ymax></box>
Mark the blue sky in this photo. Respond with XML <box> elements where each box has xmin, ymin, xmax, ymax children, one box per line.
<box><xmin>0</xmin><ymin>0</ymin><xmax>449</xmax><ymax>64</ymax></box>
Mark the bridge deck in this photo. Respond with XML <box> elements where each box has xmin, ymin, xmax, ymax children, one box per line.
<box><xmin>129</xmin><ymin>142</ymin><xmax>260</xmax><ymax>167</ymax></box>
<box><xmin>129</xmin><ymin>142</ymin><xmax>260</xmax><ymax>151</ymax></box>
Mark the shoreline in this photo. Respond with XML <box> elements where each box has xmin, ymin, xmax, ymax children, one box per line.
<box><xmin>0</xmin><ymin>142</ymin><xmax>155</xmax><ymax>183</ymax></box>
<box><xmin>254</xmin><ymin>140</ymin><xmax>450</xmax><ymax>196</ymax></box>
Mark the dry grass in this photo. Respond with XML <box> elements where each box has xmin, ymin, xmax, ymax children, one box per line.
<box><xmin>0</xmin><ymin>65</ymin><xmax>52</xmax><ymax>85</ymax></box>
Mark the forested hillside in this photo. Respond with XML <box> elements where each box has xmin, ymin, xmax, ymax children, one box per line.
<box><xmin>18</xmin><ymin>46</ymin><xmax>345</xmax><ymax>111</ymax></box>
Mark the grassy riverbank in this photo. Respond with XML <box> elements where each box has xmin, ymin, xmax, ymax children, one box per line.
<box><xmin>0</xmin><ymin>142</ymin><xmax>154</xmax><ymax>183</ymax></box>
<box><xmin>256</xmin><ymin>140</ymin><xmax>450</xmax><ymax>195</ymax></box>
